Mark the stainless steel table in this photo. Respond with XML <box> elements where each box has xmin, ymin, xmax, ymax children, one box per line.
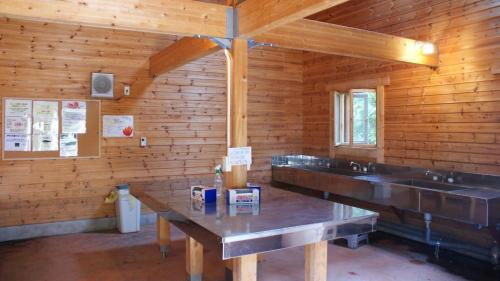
<box><xmin>130</xmin><ymin>182</ymin><xmax>378</xmax><ymax>281</ymax></box>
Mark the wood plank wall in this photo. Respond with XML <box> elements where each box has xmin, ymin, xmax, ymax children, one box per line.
<box><xmin>303</xmin><ymin>0</ymin><xmax>500</xmax><ymax>175</ymax></box>
<box><xmin>0</xmin><ymin>18</ymin><xmax>303</xmax><ymax>227</ymax></box>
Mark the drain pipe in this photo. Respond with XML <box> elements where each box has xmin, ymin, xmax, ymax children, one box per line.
<box><xmin>424</xmin><ymin>213</ymin><xmax>441</xmax><ymax>258</ymax></box>
<box><xmin>424</xmin><ymin>213</ymin><xmax>498</xmax><ymax>265</ymax></box>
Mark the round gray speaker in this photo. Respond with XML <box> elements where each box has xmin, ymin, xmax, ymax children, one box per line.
<box><xmin>93</xmin><ymin>75</ymin><xmax>112</xmax><ymax>94</ymax></box>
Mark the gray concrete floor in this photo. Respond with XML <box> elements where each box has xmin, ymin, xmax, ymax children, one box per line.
<box><xmin>0</xmin><ymin>225</ymin><xmax>477</xmax><ymax>281</ymax></box>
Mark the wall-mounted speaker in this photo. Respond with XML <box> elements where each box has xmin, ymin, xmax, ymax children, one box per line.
<box><xmin>91</xmin><ymin>73</ymin><xmax>114</xmax><ymax>99</ymax></box>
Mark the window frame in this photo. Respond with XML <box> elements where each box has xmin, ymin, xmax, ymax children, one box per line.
<box><xmin>333</xmin><ymin>88</ymin><xmax>377</xmax><ymax>149</ymax></box>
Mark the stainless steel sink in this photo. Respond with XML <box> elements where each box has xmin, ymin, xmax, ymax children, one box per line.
<box><xmin>393</xmin><ymin>179</ymin><xmax>466</xmax><ymax>192</ymax></box>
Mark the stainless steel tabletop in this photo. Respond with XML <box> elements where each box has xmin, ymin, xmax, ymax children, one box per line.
<box><xmin>131</xmin><ymin>182</ymin><xmax>378</xmax><ymax>259</ymax></box>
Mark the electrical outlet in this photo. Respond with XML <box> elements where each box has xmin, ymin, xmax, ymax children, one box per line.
<box><xmin>124</xmin><ymin>85</ymin><xmax>130</xmax><ymax>96</ymax></box>
<box><xmin>140</xmin><ymin>136</ymin><xmax>147</xmax><ymax>147</ymax></box>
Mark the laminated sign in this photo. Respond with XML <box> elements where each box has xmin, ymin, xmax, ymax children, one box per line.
<box><xmin>62</xmin><ymin>100</ymin><xmax>87</xmax><ymax>134</ymax></box>
<box><xmin>103</xmin><ymin>115</ymin><xmax>134</xmax><ymax>137</ymax></box>
<box><xmin>32</xmin><ymin>101</ymin><xmax>59</xmax><ymax>151</ymax></box>
<box><xmin>4</xmin><ymin>99</ymin><xmax>32</xmax><ymax>152</ymax></box>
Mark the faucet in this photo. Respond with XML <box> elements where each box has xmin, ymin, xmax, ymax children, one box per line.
<box><xmin>366</xmin><ymin>162</ymin><xmax>375</xmax><ymax>173</ymax></box>
<box><xmin>425</xmin><ymin>170</ymin><xmax>445</xmax><ymax>182</ymax></box>
<box><xmin>349</xmin><ymin>161</ymin><xmax>361</xmax><ymax>171</ymax></box>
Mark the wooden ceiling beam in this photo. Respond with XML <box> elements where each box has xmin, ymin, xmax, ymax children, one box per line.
<box><xmin>149</xmin><ymin>37</ymin><xmax>221</xmax><ymax>77</ymax></box>
<box><xmin>255</xmin><ymin>19</ymin><xmax>439</xmax><ymax>67</ymax></box>
<box><xmin>0</xmin><ymin>0</ymin><xmax>228</xmax><ymax>38</ymax></box>
<box><xmin>237</xmin><ymin>0</ymin><xmax>350</xmax><ymax>38</ymax></box>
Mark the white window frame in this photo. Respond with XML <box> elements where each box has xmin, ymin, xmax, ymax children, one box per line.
<box><xmin>333</xmin><ymin>89</ymin><xmax>377</xmax><ymax>148</ymax></box>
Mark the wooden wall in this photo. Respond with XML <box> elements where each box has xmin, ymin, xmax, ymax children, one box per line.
<box><xmin>0</xmin><ymin>18</ymin><xmax>303</xmax><ymax>227</ymax></box>
<box><xmin>303</xmin><ymin>0</ymin><xmax>500</xmax><ymax>175</ymax></box>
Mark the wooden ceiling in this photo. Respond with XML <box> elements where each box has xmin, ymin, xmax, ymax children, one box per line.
<box><xmin>0</xmin><ymin>0</ymin><xmax>439</xmax><ymax>79</ymax></box>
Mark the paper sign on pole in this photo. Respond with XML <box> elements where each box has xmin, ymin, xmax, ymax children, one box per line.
<box><xmin>228</xmin><ymin>146</ymin><xmax>252</xmax><ymax>169</ymax></box>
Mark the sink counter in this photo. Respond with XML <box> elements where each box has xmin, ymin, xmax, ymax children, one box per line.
<box><xmin>271</xmin><ymin>157</ymin><xmax>500</xmax><ymax>227</ymax></box>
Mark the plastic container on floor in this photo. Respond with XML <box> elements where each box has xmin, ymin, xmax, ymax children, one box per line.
<box><xmin>115</xmin><ymin>184</ymin><xmax>141</xmax><ymax>233</ymax></box>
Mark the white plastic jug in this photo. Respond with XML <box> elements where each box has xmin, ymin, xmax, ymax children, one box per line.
<box><xmin>115</xmin><ymin>185</ymin><xmax>141</xmax><ymax>233</ymax></box>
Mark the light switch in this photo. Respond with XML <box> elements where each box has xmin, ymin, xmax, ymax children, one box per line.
<box><xmin>124</xmin><ymin>85</ymin><xmax>131</xmax><ymax>96</ymax></box>
<box><xmin>140</xmin><ymin>136</ymin><xmax>147</xmax><ymax>147</ymax></box>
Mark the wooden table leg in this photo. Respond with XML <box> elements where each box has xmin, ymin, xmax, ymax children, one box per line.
<box><xmin>226</xmin><ymin>253</ymin><xmax>262</xmax><ymax>281</ymax></box>
<box><xmin>186</xmin><ymin>236</ymin><xmax>203</xmax><ymax>281</ymax></box>
<box><xmin>305</xmin><ymin>241</ymin><xmax>327</xmax><ymax>281</ymax></box>
<box><xmin>157</xmin><ymin>214</ymin><xmax>170</xmax><ymax>257</ymax></box>
<box><xmin>233</xmin><ymin>254</ymin><xmax>257</xmax><ymax>281</ymax></box>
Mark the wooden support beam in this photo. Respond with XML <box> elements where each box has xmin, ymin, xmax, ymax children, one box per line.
<box><xmin>255</xmin><ymin>19</ymin><xmax>439</xmax><ymax>67</ymax></box>
<box><xmin>233</xmin><ymin>254</ymin><xmax>257</xmax><ymax>281</ymax></box>
<box><xmin>157</xmin><ymin>215</ymin><xmax>170</xmax><ymax>257</ymax></box>
<box><xmin>238</xmin><ymin>0</ymin><xmax>350</xmax><ymax>37</ymax></box>
<box><xmin>0</xmin><ymin>0</ymin><xmax>227</xmax><ymax>37</ymax></box>
<box><xmin>227</xmin><ymin>39</ymin><xmax>248</xmax><ymax>188</ymax></box>
<box><xmin>304</xmin><ymin>241</ymin><xmax>328</xmax><ymax>281</ymax></box>
<box><xmin>150</xmin><ymin>37</ymin><xmax>221</xmax><ymax>77</ymax></box>
<box><xmin>186</xmin><ymin>236</ymin><xmax>203</xmax><ymax>281</ymax></box>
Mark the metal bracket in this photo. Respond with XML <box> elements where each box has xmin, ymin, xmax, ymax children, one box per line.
<box><xmin>226</xmin><ymin>7</ymin><xmax>238</xmax><ymax>39</ymax></box>
<box><xmin>210</xmin><ymin>37</ymin><xmax>233</xmax><ymax>50</ymax></box>
<box><xmin>248</xmin><ymin>39</ymin><xmax>273</xmax><ymax>49</ymax></box>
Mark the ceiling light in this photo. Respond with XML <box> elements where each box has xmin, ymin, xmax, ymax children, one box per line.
<box><xmin>422</xmin><ymin>42</ymin><xmax>435</xmax><ymax>55</ymax></box>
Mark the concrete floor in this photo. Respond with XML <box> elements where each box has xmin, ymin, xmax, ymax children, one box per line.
<box><xmin>0</xmin><ymin>225</ymin><xmax>476</xmax><ymax>281</ymax></box>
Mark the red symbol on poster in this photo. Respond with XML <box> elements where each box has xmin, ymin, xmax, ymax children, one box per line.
<box><xmin>122</xmin><ymin>126</ymin><xmax>133</xmax><ymax>137</ymax></box>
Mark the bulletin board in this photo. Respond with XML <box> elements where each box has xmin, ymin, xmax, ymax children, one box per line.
<box><xmin>2</xmin><ymin>97</ymin><xmax>101</xmax><ymax>160</ymax></box>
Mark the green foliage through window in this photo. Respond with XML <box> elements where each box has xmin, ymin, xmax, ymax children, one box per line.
<box><xmin>352</xmin><ymin>90</ymin><xmax>376</xmax><ymax>145</ymax></box>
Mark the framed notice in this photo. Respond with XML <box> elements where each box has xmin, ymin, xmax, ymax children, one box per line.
<box><xmin>103</xmin><ymin>115</ymin><xmax>134</xmax><ymax>137</ymax></box>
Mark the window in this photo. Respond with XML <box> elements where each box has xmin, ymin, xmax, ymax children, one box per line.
<box><xmin>334</xmin><ymin>89</ymin><xmax>377</xmax><ymax>146</ymax></box>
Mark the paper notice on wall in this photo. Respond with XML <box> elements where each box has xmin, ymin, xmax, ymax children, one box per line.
<box><xmin>5</xmin><ymin>99</ymin><xmax>32</xmax><ymax>117</ymax></box>
<box><xmin>60</xmin><ymin>133</ymin><xmax>78</xmax><ymax>157</ymax></box>
<box><xmin>62</xmin><ymin>100</ymin><xmax>87</xmax><ymax>134</ymax></box>
<box><xmin>33</xmin><ymin>101</ymin><xmax>59</xmax><ymax>135</ymax></box>
<box><xmin>4</xmin><ymin>134</ymin><xmax>31</xmax><ymax>151</ymax></box>
<box><xmin>103</xmin><ymin>115</ymin><xmax>134</xmax><ymax>137</ymax></box>
<box><xmin>5</xmin><ymin>116</ymin><xmax>31</xmax><ymax>134</ymax></box>
<box><xmin>228</xmin><ymin>146</ymin><xmax>252</xmax><ymax>169</ymax></box>
<box><xmin>32</xmin><ymin>134</ymin><xmax>58</xmax><ymax>151</ymax></box>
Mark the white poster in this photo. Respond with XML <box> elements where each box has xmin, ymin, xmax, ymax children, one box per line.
<box><xmin>33</xmin><ymin>101</ymin><xmax>59</xmax><ymax>135</ymax></box>
<box><xmin>103</xmin><ymin>115</ymin><xmax>134</xmax><ymax>137</ymax></box>
<box><xmin>32</xmin><ymin>134</ymin><xmax>58</xmax><ymax>151</ymax></box>
<box><xmin>5</xmin><ymin>116</ymin><xmax>31</xmax><ymax>134</ymax></box>
<box><xmin>228</xmin><ymin>146</ymin><xmax>252</xmax><ymax>169</ymax></box>
<box><xmin>62</xmin><ymin>101</ymin><xmax>86</xmax><ymax>134</ymax></box>
<box><xmin>5</xmin><ymin>99</ymin><xmax>32</xmax><ymax>117</ymax></box>
<box><xmin>60</xmin><ymin>133</ymin><xmax>78</xmax><ymax>157</ymax></box>
<box><xmin>4</xmin><ymin>134</ymin><xmax>31</xmax><ymax>151</ymax></box>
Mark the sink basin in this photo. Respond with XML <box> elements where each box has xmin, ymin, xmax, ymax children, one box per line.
<box><xmin>393</xmin><ymin>179</ymin><xmax>465</xmax><ymax>191</ymax></box>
